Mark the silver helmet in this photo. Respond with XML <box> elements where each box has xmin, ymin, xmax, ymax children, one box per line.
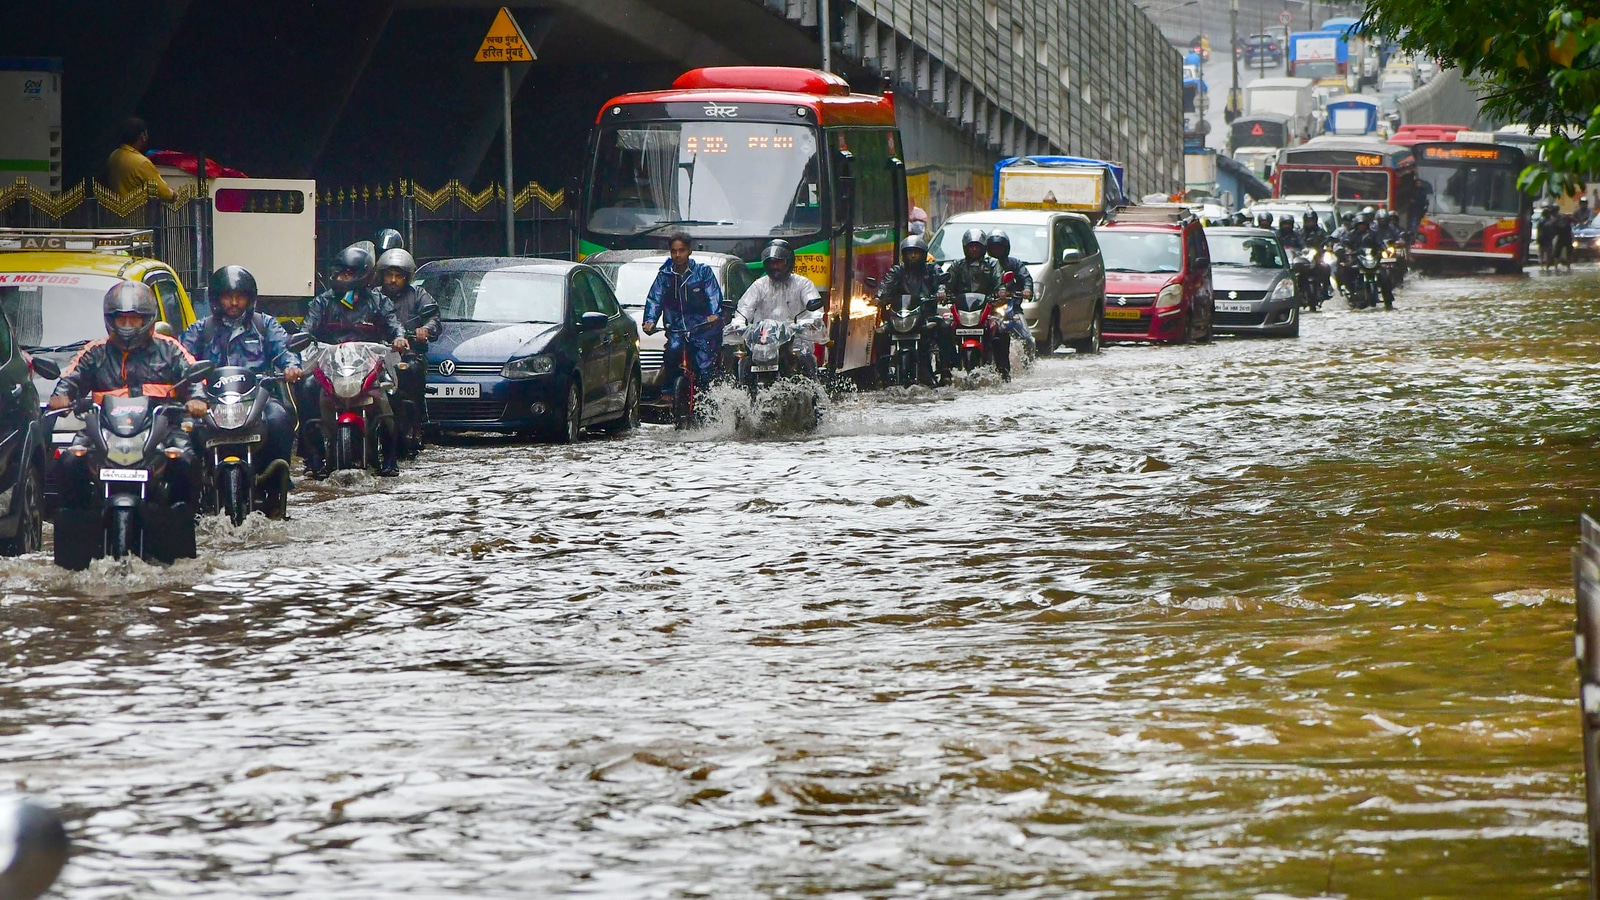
<box><xmin>102</xmin><ymin>281</ymin><xmax>159</xmax><ymax>349</ymax></box>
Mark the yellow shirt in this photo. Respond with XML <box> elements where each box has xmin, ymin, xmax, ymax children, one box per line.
<box><xmin>105</xmin><ymin>145</ymin><xmax>176</xmax><ymax>201</ymax></box>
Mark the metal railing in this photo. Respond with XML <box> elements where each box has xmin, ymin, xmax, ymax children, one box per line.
<box><xmin>0</xmin><ymin>178</ymin><xmax>208</xmax><ymax>291</ymax></box>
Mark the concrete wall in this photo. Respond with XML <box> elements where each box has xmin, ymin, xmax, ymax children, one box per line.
<box><xmin>749</xmin><ymin>0</ymin><xmax>1184</xmax><ymax>198</ymax></box>
<box><xmin>1397</xmin><ymin>68</ymin><xmax>1489</xmax><ymax>128</ymax></box>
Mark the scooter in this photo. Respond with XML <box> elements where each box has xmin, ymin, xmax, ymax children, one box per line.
<box><xmin>194</xmin><ymin>365</ymin><xmax>292</xmax><ymax>524</ymax></box>
<box><xmin>303</xmin><ymin>340</ymin><xmax>399</xmax><ymax>473</ymax></box>
<box><xmin>877</xmin><ymin>292</ymin><xmax>941</xmax><ymax>387</ymax></box>
<box><xmin>51</xmin><ymin>361</ymin><xmax>214</xmax><ymax>570</ymax></box>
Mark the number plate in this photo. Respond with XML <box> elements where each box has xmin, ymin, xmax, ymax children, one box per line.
<box><xmin>100</xmin><ymin>468</ymin><xmax>149</xmax><ymax>483</ymax></box>
<box><xmin>206</xmin><ymin>434</ymin><xmax>263</xmax><ymax>449</ymax></box>
<box><xmin>425</xmin><ymin>383</ymin><xmax>481</xmax><ymax>399</ymax></box>
<box><xmin>955</xmin><ymin>328</ymin><xmax>984</xmax><ymax>336</ymax></box>
<box><xmin>750</xmin><ymin>364</ymin><xmax>778</xmax><ymax>373</ymax></box>
<box><xmin>1104</xmin><ymin>308</ymin><xmax>1143</xmax><ymax>320</ymax></box>
<box><xmin>1216</xmin><ymin>302</ymin><xmax>1252</xmax><ymax>313</ymax></box>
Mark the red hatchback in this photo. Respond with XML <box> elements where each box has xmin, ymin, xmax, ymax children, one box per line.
<box><xmin>1094</xmin><ymin>208</ymin><xmax>1214</xmax><ymax>343</ymax></box>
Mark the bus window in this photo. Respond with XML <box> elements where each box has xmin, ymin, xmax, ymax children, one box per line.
<box><xmin>1280</xmin><ymin>170</ymin><xmax>1332</xmax><ymax>196</ymax></box>
<box><xmin>587</xmin><ymin>122</ymin><xmax>822</xmax><ymax>238</ymax></box>
<box><xmin>1336</xmin><ymin>170</ymin><xmax>1389</xmax><ymax>203</ymax></box>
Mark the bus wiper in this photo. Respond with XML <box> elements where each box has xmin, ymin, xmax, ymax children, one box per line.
<box><xmin>24</xmin><ymin>340</ymin><xmax>89</xmax><ymax>353</ymax></box>
<box><xmin>635</xmin><ymin>220</ymin><xmax>734</xmax><ymax>237</ymax></box>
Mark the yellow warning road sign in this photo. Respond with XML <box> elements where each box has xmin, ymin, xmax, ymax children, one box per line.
<box><xmin>474</xmin><ymin>7</ymin><xmax>534</xmax><ymax>63</ymax></box>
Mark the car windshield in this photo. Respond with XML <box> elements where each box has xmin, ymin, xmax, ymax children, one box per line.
<box><xmin>0</xmin><ymin>274</ymin><xmax>123</xmax><ymax>350</ymax></box>
<box><xmin>591</xmin><ymin>261</ymin><xmax>668</xmax><ymax>309</ymax></box>
<box><xmin>929</xmin><ymin>223</ymin><xmax>1050</xmax><ymax>264</ymax></box>
<box><xmin>586</xmin><ymin>121</ymin><xmax>822</xmax><ymax>238</ymax></box>
<box><xmin>1209</xmin><ymin>234</ymin><xmax>1287</xmax><ymax>268</ymax></box>
<box><xmin>1097</xmin><ymin>231</ymin><xmax>1184</xmax><ymax>273</ymax></box>
<box><xmin>423</xmin><ymin>270</ymin><xmax>566</xmax><ymax>323</ymax></box>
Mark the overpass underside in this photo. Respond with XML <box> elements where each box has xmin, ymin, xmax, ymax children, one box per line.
<box><xmin>3</xmin><ymin>0</ymin><xmax>1181</xmax><ymax>198</ymax></box>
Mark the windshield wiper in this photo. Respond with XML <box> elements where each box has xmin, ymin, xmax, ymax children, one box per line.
<box><xmin>24</xmin><ymin>340</ymin><xmax>89</xmax><ymax>353</ymax></box>
<box><xmin>635</xmin><ymin>219</ymin><xmax>734</xmax><ymax>237</ymax></box>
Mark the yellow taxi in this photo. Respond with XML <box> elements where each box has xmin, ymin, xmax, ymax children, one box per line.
<box><xmin>0</xmin><ymin>229</ymin><xmax>200</xmax><ymax>507</ymax></box>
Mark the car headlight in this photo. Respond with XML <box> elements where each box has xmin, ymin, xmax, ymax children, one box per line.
<box><xmin>1268</xmin><ymin>279</ymin><xmax>1296</xmax><ymax>301</ymax></box>
<box><xmin>503</xmin><ymin>354</ymin><xmax>554</xmax><ymax>379</ymax></box>
<box><xmin>1155</xmin><ymin>284</ymin><xmax>1185</xmax><ymax>310</ymax></box>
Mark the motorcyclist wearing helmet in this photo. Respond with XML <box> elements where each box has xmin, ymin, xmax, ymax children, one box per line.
<box><xmin>180</xmin><ymin>265</ymin><xmax>302</xmax><ymax>485</ymax></box>
<box><xmin>943</xmin><ymin>228</ymin><xmax>1011</xmax><ymax>379</ymax></box>
<box><xmin>49</xmin><ymin>281</ymin><xmax>204</xmax><ymax>509</ymax></box>
<box><xmin>1371</xmin><ymin>208</ymin><xmax>1404</xmax><ymax>243</ymax></box>
<box><xmin>376</xmin><ymin>228</ymin><xmax>405</xmax><ymax>254</ymax></box>
<box><xmin>1274</xmin><ymin>214</ymin><xmax>1304</xmax><ymax>251</ymax></box>
<box><xmin>377</xmin><ymin>248</ymin><xmax>439</xmax><ymax>458</ymax></box>
<box><xmin>875</xmin><ymin>235</ymin><xmax>950</xmax><ymax>382</ymax></box>
<box><xmin>1337</xmin><ymin>212</ymin><xmax>1396</xmax><ymax>307</ymax></box>
<box><xmin>300</xmin><ymin>245</ymin><xmax>410</xmax><ymax>477</ymax></box>
<box><xmin>984</xmin><ymin>231</ymin><xmax>1039</xmax><ymax>357</ymax></box>
<box><xmin>731</xmin><ymin>240</ymin><xmax>824</xmax><ymax>378</ymax></box>
<box><xmin>642</xmin><ymin>232</ymin><xmax>726</xmax><ymax>402</ymax></box>
<box><xmin>1254</xmin><ymin>210</ymin><xmax>1274</xmax><ymax>231</ymax></box>
<box><xmin>1301</xmin><ymin>210</ymin><xmax>1328</xmax><ymax>249</ymax></box>
<box><xmin>1299</xmin><ymin>211</ymin><xmax>1332</xmax><ymax>304</ymax></box>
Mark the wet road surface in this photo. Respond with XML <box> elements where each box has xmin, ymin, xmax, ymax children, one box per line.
<box><xmin>2</xmin><ymin>269</ymin><xmax>1596</xmax><ymax>897</ymax></box>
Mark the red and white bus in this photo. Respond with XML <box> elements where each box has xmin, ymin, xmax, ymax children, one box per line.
<box><xmin>579</xmin><ymin>67</ymin><xmax>906</xmax><ymax>375</ymax></box>
<box><xmin>1408</xmin><ymin>142</ymin><xmax>1531</xmax><ymax>273</ymax></box>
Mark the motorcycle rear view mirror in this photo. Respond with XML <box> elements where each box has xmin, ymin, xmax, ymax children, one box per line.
<box><xmin>805</xmin><ymin>296</ymin><xmax>825</xmax><ymax>312</ymax></box>
<box><xmin>29</xmin><ymin>356</ymin><xmax>60</xmax><ymax>380</ymax></box>
<box><xmin>285</xmin><ymin>332</ymin><xmax>315</xmax><ymax>353</ymax></box>
<box><xmin>578</xmin><ymin>311</ymin><xmax>609</xmax><ymax>332</ymax></box>
<box><xmin>181</xmin><ymin>361</ymin><xmax>216</xmax><ymax>385</ymax></box>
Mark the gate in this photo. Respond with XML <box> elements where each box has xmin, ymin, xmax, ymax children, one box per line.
<box><xmin>317</xmin><ymin>179</ymin><xmax>572</xmax><ymax>268</ymax></box>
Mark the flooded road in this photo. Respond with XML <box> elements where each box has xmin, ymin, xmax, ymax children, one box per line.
<box><xmin>3</xmin><ymin>269</ymin><xmax>1597</xmax><ymax>898</ymax></box>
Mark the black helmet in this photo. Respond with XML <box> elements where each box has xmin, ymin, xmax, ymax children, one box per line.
<box><xmin>1277</xmin><ymin>215</ymin><xmax>1295</xmax><ymax>230</ymax></box>
<box><xmin>1303</xmin><ymin>210</ymin><xmax>1319</xmax><ymax>228</ymax></box>
<box><xmin>103</xmin><ymin>281</ymin><xmax>160</xmax><ymax>350</ymax></box>
<box><xmin>1341</xmin><ymin>212</ymin><xmax>1356</xmax><ymax>227</ymax></box>
<box><xmin>209</xmin><ymin>265</ymin><xmax>258</xmax><ymax>323</ymax></box>
<box><xmin>376</xmin><ymin>228</ymin><xmax>404</xmax><ymax>253</ymax></box>
<box><xmin>961</xmin><ymin>228</ymin><xmax>987</xmax><ymax>248</ymax></box>
<box><xmin>985</xmin><ymin>230</ymin><xmax>1011</xmax><ymax>255</ymax></box>
<box><xmin>330</xmin><ymin>245</ymin><xmax>374</xmax><ymax>295</ymax></box>
<box><xmin>899</xmin><ymin>234</ymin><xmax>928</xmax><ymax>266</ymax></box>
<box><xmin>760</xmin><ymin>239</ymin><xmax>795</xmax><ymax>276</ymax></box>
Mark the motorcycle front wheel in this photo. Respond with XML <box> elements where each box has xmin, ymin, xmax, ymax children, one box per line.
<box><xmin>962</xmin><ymin>347</ymin><xmax>982</xmax><ymax>372</ymax></box>
<box><xmin>334</xmin><ymin>423</ymin><xmax>362</xmax><ymax>471</ymax></box>
<box><xmin>220</xmin><ymin>465</ymin><xmax>249</xmax><ymax>526</ymax></box>
<box><xmin>107</xmin><ymin>507</ymin><xmax>135</xmax><ymax>561</ymax></box>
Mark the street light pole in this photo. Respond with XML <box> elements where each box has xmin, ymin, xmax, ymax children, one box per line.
<box><xmin>819</xmin><ymin>0</ymin><xmax>831</xmax><ymax>72</ymax></box>
<box><xmin>1228</xmin><ymin>0</ymin><xmax>1241</xmax><ymax>123</ymax></box>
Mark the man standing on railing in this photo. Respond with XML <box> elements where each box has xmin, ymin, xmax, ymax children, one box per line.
<box><xmin>104</xmin><ymin>118</ymin><xmax>176</xmax><ymax>202</ymax></box>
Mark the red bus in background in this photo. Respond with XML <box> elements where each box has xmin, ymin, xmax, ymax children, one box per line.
<box><xmin>578</xmin><ymin>67</ymin><xmax>906</xmax><ymax>376</ymax></box>
<box><xmin>1273</xmin><ymin>136</ymin><xmax>1418</xmax><ymax>225</ymax></box>
<box><xmin>1388</xmin><ymin>124</ymin><xmax>1468</xmax><ymax>147</ymax></box>
<box><xmin>1408</xmin><ymin>141</ymin><xmax>1531</xmax><ymax>273</ymax></box>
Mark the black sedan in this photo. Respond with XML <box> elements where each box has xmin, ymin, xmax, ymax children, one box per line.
<box><xmin>1202</xmin><ymin>228</ymin><xmax>1300</xmax><ymax>337</ymax></box>
<box><xmin>416</xmin><ymin>258</ymin><xmax>641</xmax><ymax>442</ymax></box>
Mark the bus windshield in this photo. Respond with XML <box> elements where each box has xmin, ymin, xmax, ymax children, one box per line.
<box><xmin>1417</xmin><ymin>164</ymin><xmax>1522</xmax><ymax>216</ymax></box>
<box><xmin>1279</xmin><ymin>170</ymin><xmax>1332</xmax><ymax>196</ymax></box>
<box><xmin>1336</xmin><ymin>170</ymin><xmax>1389</xmax><ymax>202</ymax></box>
<box><xmin>587</xmin><ymin>122</ymin><xmax>822</xmax><ymax>239</ymax></box>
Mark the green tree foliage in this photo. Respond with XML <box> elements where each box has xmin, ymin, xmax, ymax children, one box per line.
<box><xmin>1362</xmin><ymin>1</ymin><xmax>1600</xmax><ymax>194</ymax></box>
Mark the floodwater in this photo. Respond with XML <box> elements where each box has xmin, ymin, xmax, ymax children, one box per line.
<box><xmin>3</xmin><ymin>269</ymin><xmax>1596</xmax><ymax>898</ymax></box>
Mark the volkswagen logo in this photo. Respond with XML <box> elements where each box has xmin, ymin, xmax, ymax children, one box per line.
<box><xmin>438</xmin><ymin>359</ymin><xmax>456</xmax><ymax>376</ymax></box>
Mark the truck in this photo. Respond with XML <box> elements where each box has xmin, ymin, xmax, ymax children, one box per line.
<box><xmin>993</xmin><ymin>156</ymin><xmax>1128</xmax><ymax>224</ymax></box>
<box><xmin>1244</xmin><ymin>77</ymin><xmax>1316</xmax><ymax>144</ymax></box>
<box><xmin>1287</xmin><ymin>31</ymin><xmax>1347</xmax><ymax>89</ymax></box>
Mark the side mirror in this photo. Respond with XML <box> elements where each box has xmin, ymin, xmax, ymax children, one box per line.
<box><xmin>153</xmin><ymin>321</ymin><xmax>175</xmax><ymax>338</ymax></box>
<box><xmin>805</xmin><ymin>296</ymin><xmax>825</xmax><ymax>312</ymax></box>
<box><xmin>181</xmin><ymin>361</ymin><xmax>215</xmax><ymax>385</ymax></box>
<box><xmin>1059</xmin><ymin>248</ymin><xmax>1083</xmax><ymax>266</ymax></box>
<box><xmin>863</xmin><ymin>276</ymin><xmax>879</xmax><ymax>291</ymax></box>
<box><xmin>29</xmin><ymin>356</ymin><xmax>60</xmax><ymax>380</ymax></box>
<box><xmin>578</xmin><ymin>311</ymin><xmax>609</xmax><ymax>332</ymax></box>
<box><xmin>286</xmin><ymin>332</ymin><xmax>315</xmax><ymax>353</ymax></box>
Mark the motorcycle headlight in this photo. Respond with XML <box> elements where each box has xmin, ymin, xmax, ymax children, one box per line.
<box><xmin>1155</xmin><ymin>284</ymin><xmax>1184</xmax><ymax>310</ymax></box>
<box><xmin>957</xmin><ymin>308</ymin><xmax>984</xmax><ymax>326</ymax></box>
<box><xmin>1268</xmin><ymin>279</ymin><xmax>1296</xmax><ymax>301</ymax></box>
<box><xmin>751</xmin><ymin>341</ymin><xmax>780</xmax><ymax>364</ymax></box>
<box><xmin>210</xmin><ymin>400</ymin><xmax>250</xmax><ymax>430</ymax></box>
<box><xmin>107</xmin><ymin>437</ymin><xmax>143</xmax><ymax>466</ymax></box>
<box><xmin>503</xmin><ymin>354</ymin><xmax>553</xmax><ymax>379</ymax></box>
<box><xmin>331</xmin><ymin>375</ymin><xmax>365</xmax><ymax>398</ymax></box>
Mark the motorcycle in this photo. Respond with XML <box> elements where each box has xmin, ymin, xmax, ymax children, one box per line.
<box><xmin>877</xmin><ymin>292</ymin><xmax>941</xmax><ymax>387</ymax></box>
<box><xmin>1344</xmin><ymin>246</ymin><xmax>1384</xmax><ymax>309</ymax></box>
<box><xmin>302</xmin><ymin>340</ymin><xmax>399</xmax><ymax>473</ymax></box>
<box><xmin>193</xmin><ymin>365</ymin><xmax>292</xmax><ymax>525</ymax></box>
<box><xmin>1382</xmin><ymin>238</ymin><xmax>1409</xmax><ymax>288</ymax></box>
<box><xmin>726</xmin><ymin>296</ymin><xmax>826</xmax><ymax>431</ymax></box>
<box><xmin>1293</xmin><ymin>247</ymin><xmax>1329</xmax><ymax>311</ymax></box>
<box><xmin>51</xmin><ymin>361</ymin><xmax>215</xmax><ymax>570</ymax></box>
<box><xmin>950</xmin><ymin>291</ymin><xmax>999</xmax><ymax>373</ymax></box>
